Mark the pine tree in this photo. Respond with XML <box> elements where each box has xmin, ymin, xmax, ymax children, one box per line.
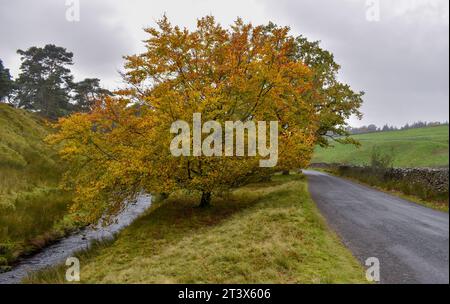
<box><xmin>72</xmin><ymin>78</ymin><xmax>110</xmax><ymax>112</ymax></box>
<box><xmin>0</xmin><ymin>59</ymin><xmax>14</xmax><ymax>102</ymax></box>
<box><xmin>15</xmin><ymin>45</ymin><xmax>74</xmax><ymax>119</ymax></box>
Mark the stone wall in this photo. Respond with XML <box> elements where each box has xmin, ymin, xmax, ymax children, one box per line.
<box><xmin>384</xmin><ymin>167</ymin><xmax>448</xmax><ymax>195</ymax></box>
<box><xmin>309</xmin><ymin>163</ymin><xmax>449</xmax><ymax>200</ymax></box>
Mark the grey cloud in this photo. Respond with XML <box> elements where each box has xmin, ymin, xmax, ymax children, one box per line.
<box><xmin>0</xmin><ymin>0</ymin><xmax>134</xmax><ymax>89</ymax></box>
<box><xmin>0</xmin><ymin>0</ymin><xmax>448</xmax><ymax>126</ymax></box>
<box><xmin>258</xmin><ymin>0</ymin><xmax>449</xmax><ymax>126</ymax></box>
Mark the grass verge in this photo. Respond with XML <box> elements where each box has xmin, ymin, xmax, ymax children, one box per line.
<box><xmin>25</xmin><ymin>174</ymin><xmax>367</xmax><ymax>284</ymax></box>
<box><xmin>317</xmin><ymin>168</ymin><xmax>448</xmax><ymax>213</ymax></box>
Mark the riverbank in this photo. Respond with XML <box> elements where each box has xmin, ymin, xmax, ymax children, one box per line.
<box><xmin>0</xmin><ymin>194</ymin><xmax>152</xmax><ymax>284</ymax></box>
<box><xmin>0</xmin><ymin>104</ymin><xmax>75</xmax><ymax>271</ymax></box>
<box><xmin>25</xmin><ymin>174</ymin><xmax>366</xmax><ymax>284</ymax></box>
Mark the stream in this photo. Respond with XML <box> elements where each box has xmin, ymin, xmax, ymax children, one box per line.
<box><xmin>0</xmin><ymin>194</ymin><xmax>152</xmax><ymax>284</ymax></box>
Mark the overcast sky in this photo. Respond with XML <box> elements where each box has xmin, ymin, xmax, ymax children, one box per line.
<box><xmin>1</xmin><ymin>0</ymin><xmax>448</xmax><ymax>126</ymax></box>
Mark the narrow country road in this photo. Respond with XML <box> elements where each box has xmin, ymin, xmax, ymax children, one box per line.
<box><xmin>303</xmin><ymin>170</ymin><xmax>449</xmax><ymax>284</ymax></box>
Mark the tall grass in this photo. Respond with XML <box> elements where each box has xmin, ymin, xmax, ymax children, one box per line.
<box><xmin>0</xmin><ymin>104</ymin><xmax>73</xmax><ymax>271</ymax></box>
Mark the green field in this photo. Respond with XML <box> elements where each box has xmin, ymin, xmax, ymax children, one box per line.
<box><xmin>313</xmin><ymin>125</ymin><xmax>449</xmax><ymax>168</ymax></box>
<box><xmin>0</xmin><ymin>104</ymin><xmax>73</xmax><ymax>270</ymax></box>
<box><xmin>26</xmin><ymin>174</ymin><xmax>366</xmax><ymax>284</ymax></box>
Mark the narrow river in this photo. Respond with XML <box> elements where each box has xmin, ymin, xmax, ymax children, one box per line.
<box><xmin>0</xmin><ymin>194</ymin><xmax>152</xmax><ymax>284</ymax></box>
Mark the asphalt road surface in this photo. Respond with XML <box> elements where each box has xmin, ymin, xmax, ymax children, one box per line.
<box><xmin>303</xmin><ymin>170</ymin><xmax>449</xmax><ymax>284</ymax></box>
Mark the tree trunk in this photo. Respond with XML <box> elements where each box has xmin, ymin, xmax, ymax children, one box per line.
<box><xmin>199</xmin><ymin>191</ymin><xmax>212</xmax><ymax>208</ymax></box>
<box><xmin>282</xmin><ymin>170</ymin><xmax>290</xmax><ymax>175</ymax></box>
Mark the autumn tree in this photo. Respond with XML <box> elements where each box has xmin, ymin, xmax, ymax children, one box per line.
<box><xmin>49</xmin><ymin>16</ymin><xmax>362</xmax><ymax>223</ymax></box>
<box><xmin>293</xmin><ymin>36</ymin><xmax>363</xmax><ymax>147</ymax></box>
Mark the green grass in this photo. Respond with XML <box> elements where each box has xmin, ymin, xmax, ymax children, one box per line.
<box><xmin>25</xmin><ymin>174</ymin><xmax>367</xmax><ymax>284</ymax></box>
<box><xmin>313</xmin><ymin>126</ymin><xmax>449</xmax><ymax>168</ymax></box>
<box><xmin>0</xmin><ymin>104</ymin><xmax>73</xmax><ymax>270</ymax></box>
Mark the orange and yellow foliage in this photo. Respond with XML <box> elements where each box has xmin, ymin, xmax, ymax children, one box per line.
<box><xmin>48</xmin><ymin>16</ymin><xmax>362</xmax><ymax>222</ymax></box>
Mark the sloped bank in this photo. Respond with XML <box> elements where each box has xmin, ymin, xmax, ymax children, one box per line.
<box><xmin>0</xmin><ymin>103</ymin><xmax>72</xmax><ymax>271</ymax></box>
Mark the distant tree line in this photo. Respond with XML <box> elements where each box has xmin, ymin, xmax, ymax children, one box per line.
<box><xmin>346</xmin><ymin>121</ymin><xmax>449</xmax><ymax>135</ymax></box>
<box><xmin>0</xmin><ymin>44</ymin><xmax>110</xmax><ymax>120</ymax></box>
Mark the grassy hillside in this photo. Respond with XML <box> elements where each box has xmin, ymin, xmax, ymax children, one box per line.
<box><xmin>0</xmin><ymin>104</ymin><xmax>72</xmax><ymax>270</ymax></box>
<box><xmin>26</xmin><ymin>174</ymin><xmax>366</xmax><ymax>284</ymax></box>
<box><xmin>313</xmin><ymin>125</ymin><xmax>449</xmax><ymax>168</ymax></box>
